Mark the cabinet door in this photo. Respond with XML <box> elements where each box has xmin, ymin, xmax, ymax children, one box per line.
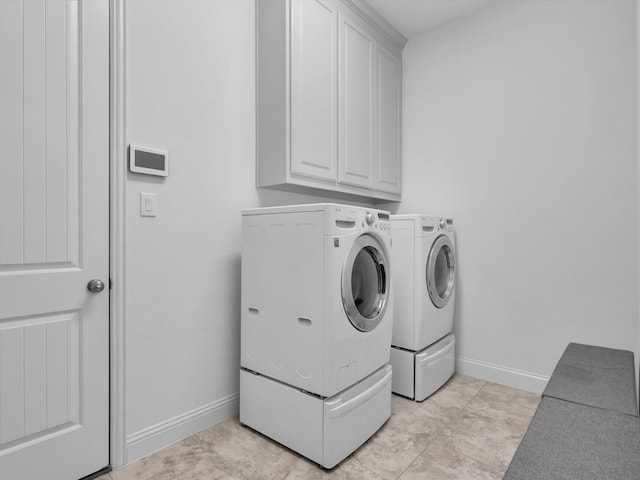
<box><xmin>338</xmin><ymin>13</ymin><xmax>375</xmax><ymax>189</ymax></box>
<box><xmin>290</xmin><ymin>0</ymin><xmax>338</xmax><ymax>181</ymax></box>
<box><xmin>375</xmin><ymin>45</ymin><xmax>401</xmax><ymax>194</ymax></box>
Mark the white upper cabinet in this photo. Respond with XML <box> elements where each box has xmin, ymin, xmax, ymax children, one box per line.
<box><xmin>290</xmin><ymin>0</ymin><xmax>338</xmax><ymax>181</ymax></box>
<box><xmin>375</xmin><ymin>44</ymin><xmax>402</xmax><ymax>194</ymax></box>
<box><xmin>256</xmin><ymin>0</ymin><xmax>406</xmax><ymax>202</ymax></box>
<box><xmin>338</xmin><ymin>12</ymin><xmax>375</xmax><ymax>189</ymax></box>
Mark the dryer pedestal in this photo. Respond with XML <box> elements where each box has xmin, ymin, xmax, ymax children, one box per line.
<box><xmin>390</xmin><ymin>334</ymin><xmax>455</xmax><ymax>401</ymax></box>
<box><xmin>240</xmin><ymin>364</ymin><xmax>392</xmax><ymax>469</ymax></box>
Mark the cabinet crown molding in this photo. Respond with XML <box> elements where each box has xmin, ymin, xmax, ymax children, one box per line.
<box><xmin>341</xmin><ymin>0</ymin><xmax>408</xmax><ymax>48</ymax></box>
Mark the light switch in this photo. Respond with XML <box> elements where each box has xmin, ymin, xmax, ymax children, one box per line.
<box><xmin>140</xmin><ymin>192</ymin><xmax>157</xmax><ymax>217</ymax></box>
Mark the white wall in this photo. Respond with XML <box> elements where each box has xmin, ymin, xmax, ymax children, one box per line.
<box><xmin>120</xmin><ymin>0</ymin><xmax>638</xmax><ymax>463</ymax></box>
<box><xmin>122</xmin><ymin>0</ymin><xmax>362</xmax><ymax>463</ymax></box>
<box><xmin>400</xmin><ymin>0</ymin><xmax>638</xmax><ymax>392</ymax></box>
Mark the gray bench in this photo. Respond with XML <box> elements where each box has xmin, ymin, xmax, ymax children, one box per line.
<box><xmin>504</xmin><ymin>343</ymin><xmax>640</xmax><ymax>479</ymax></box>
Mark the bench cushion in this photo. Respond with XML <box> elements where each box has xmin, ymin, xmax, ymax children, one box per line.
<box><xmin>503</xmin><ymin>397</ymin><xmax>640</xmax><ymax>480</ymax></box>
<box><xmin>542</xmin><ymin>343</ymin><xmax>638</xmax><ymax>416</ymax></box>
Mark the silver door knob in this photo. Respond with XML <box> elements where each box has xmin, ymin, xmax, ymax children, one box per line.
<box><xmin>87</xmin><ymin>279</ymin><xmax>105</xmax><ymax>293</ymax></box>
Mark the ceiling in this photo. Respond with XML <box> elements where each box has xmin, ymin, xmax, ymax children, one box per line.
<box><xmin>363</xmin><ymin>0</ymin><xmax>503</xmax><ymax>40</ymax></box>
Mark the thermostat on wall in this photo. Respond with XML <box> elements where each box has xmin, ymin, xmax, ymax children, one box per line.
<box><xmin>129</xmin><ymin>145</ymin><xmax>169</xmax><ymax>177</ymax></box>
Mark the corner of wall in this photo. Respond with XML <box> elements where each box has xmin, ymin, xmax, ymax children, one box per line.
<box><xmin>636</xmin><ymin>0</ymin><xmax>640</xmax><ymax>392</ymax></box>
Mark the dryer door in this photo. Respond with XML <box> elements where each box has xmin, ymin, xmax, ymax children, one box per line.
<box><xmin>426</xmin><ymin>235</ymin><xmax>455</xmax><ymax>308</ymax></box>
<box><xmin>342</xmin><ymin>234</ymin><xmax>390</xmax><ymax>332</ymax></box>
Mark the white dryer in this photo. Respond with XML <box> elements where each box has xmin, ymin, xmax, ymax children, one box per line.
<box><xmin>240</xmin><ymin>203</ymin><xmax>394</xmax><ymax>468</ymax></box>
<box><xmin>390</xmin><ymin>214</ymin><xmax>456</xmax><ymax>401</ymax></box>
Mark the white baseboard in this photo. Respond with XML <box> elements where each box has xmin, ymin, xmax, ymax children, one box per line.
<box><xmin>126</xmin><ymin>393</ymin><xmax>239</xmax><ymax>464</ymax></box>
<box><xmin>456</xmin><ymin>356</ymin><xmax>549</xmax><ymax>394</ymax></box>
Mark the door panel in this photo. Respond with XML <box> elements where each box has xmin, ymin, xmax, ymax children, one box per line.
<box><xmin>290</xmin><ymin>0</ymin><xmax>338</xmax><ymax>181</ymax></box>
<box><xmin>1</xmin><ymin>0</ymin><xmax>80</xmax><ymax>267</ymax></box>
<box><xmin>338</xmin><ymin>13</ymin><xmax>374</xmax><ymax>188</ymax></box>
<box><xmin>375</xmin><ymin>45</ymin><xmax>401</xmax><ymax>194</ymax></box>
<box><xmin>0</xmin><ymin>313</ymin><xmax>81</xmax><ymax>444</ymax></box>
<box><xmin>0</xmin><ymin>1</ymin><xmax>109</xmax><ymax>479</ymax></box>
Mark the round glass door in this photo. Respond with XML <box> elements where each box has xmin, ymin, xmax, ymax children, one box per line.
<box><xmin>342</xmin><ymin>234</ymin><xmax>389</xmax><ymax>332</ymax></box>
<box><xmin>426</xmin><ymin>235</ymin><xmax>455</xmax><ymax>309</ymax></box>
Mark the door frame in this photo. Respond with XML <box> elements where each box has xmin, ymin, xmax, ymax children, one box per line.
<box><xmin>109</xmin><ymin>0</ymin><xmax>127</xmax><ymax>468</ymax></box>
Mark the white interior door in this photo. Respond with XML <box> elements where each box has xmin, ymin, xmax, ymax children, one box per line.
<box><xmin>0</xmin><ymin>1</ymin><xmax>109</xmax><ymax>479</ymax></box>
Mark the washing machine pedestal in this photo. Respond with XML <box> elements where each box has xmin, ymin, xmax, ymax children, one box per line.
<box><xmin>390</xmin><ymin>333</ymin><xmax>455</xmax><ymax>401</ymax></box>
<box><xmin>240</xmin><ymin>364</ymin><xmax>392</xmax><ymax>469</ymax></box>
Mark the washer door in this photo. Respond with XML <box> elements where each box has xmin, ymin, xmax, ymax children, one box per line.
<box><xmin>426</xmin><ymin>235</ymin><xmax>455</xmax><ymax>309</ymax></box>
<box><xmin>342</xmin><ymin>234</ymin><xmax>390</xmax><ymax>332</ymax></box>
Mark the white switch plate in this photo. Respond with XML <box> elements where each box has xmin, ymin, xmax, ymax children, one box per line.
<box><xmin>140</xmin><ymin>192</ymin><xmax>157</xmax><ymax>217</ymax></box>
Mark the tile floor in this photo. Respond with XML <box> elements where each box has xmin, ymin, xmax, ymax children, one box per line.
<box><xmin>105</xmin><ymin>374</ymin><xmax>540</xmax><ymax>480</ymax></box>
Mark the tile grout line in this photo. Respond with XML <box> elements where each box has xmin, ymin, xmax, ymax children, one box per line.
<box><xmin>392</xmin><ymin>378</ymin><xmax>492</xmax><ymax>479</ymax></box>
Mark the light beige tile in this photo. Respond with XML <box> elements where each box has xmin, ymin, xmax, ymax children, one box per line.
<box><xmin>388</xmin><ymin>394</ymin><xmax>454</xmax><ymax>436</ymax></box>
<box><xmin>392</xmin><ymin>392</ymin><xmax>460</xmax><ymax>422</ymax></box>
<box><xmin>110</xmin><ymin>434</ymin><xmax>242</xmax><ymax>480</ymax></box>
<box><xmin>197</xmin><ymin>417</ymin><xmax>298</xmax><ymax>480</ymax></box>
<box><xmin>434</xmin><ymin>411</ymin><xmax>524</xmax><ymax>472</ymax></box>
<box><xmin>391</xmin><ymin>393</ymin><xmax>414</xmax><ymax>414</ymax></box>
<box><xmin>282</xmin><ymin>455</ymin><xmax>386</xmax><ymax>480</ymax></box>
<box><xmin>351</xmin><ymin>423</ymin><xmax>430</xmax><ymax>480</ymax></box>
<box><xmin>428</xmin><ymin>374</ymin><xmax>488</xmax><ymax>410</ymax></box>
<box><xmin>172</xmin><ymin>445</ymin><xmax>249</xmax><ymax>480</ymax></box>
<box><xmin>415</xmin><ymin>394</ymin><xmax>463</xmax><ymax>425</ymax></box>
<box><xmin>399</xmin><ymin>443</ymin><xmax>502</xmax><ymax>480</ymax></box>
<box><xmin>465</xmin><ymin>382</ymin><xmax>540</xmax><ymax>433</ymax></box>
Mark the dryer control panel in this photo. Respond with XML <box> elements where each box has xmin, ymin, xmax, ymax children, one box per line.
<box><xmin>439</xmin><ymin>218</ymin><xmax>454</xmax><ymax>233</ymax></box>
<box><xmin>418</xmin><ymin>216</ymin><xmax>454</xmax><ymax>236</ymax></box>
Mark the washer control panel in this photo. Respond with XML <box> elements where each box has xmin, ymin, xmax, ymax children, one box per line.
<box><xmin>329</xmin><ymin>205</ymin><xmax>391</xmax><ymax>235</ymax></box>
<box><xmin>362</xmin><ymin>211</ymin><xmax>390</xmax><ymax>233</ymax></box>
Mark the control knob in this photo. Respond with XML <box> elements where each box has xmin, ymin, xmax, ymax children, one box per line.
<box><xmin>365</xmin><ymin>212</ymin><xmax>375</xmax><ymax>226</ymax></box>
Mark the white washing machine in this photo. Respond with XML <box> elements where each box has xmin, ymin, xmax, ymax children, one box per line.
<box><xmin>390</xmin><ymin>214</ymin><xmax>456</xmax><ymax>401</ymax></box>
<box><xmin>240</xmin><ymin>203</ymin><xmax>394</xmax><ymax>468</ymax></box>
